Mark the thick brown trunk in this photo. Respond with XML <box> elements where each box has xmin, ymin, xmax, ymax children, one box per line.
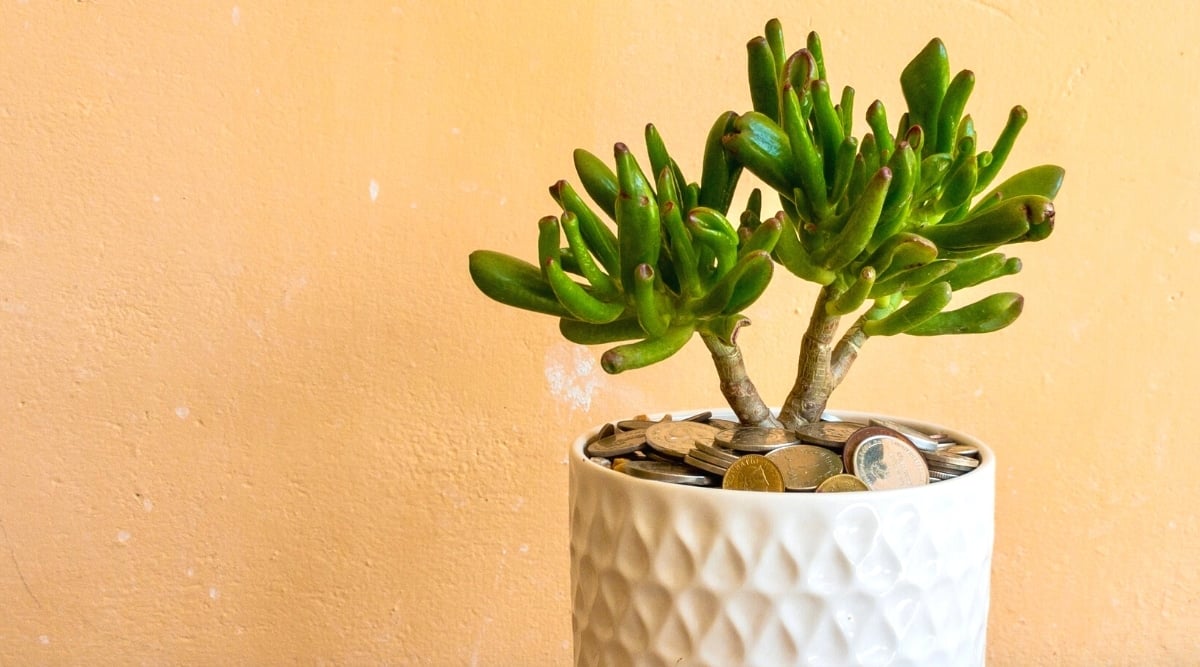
<box><xmin>701</xmin><ymin>333</ymin><xmax>781</xmax><ymax>427</ymax></box>
<box><xmin>778</xmin><ymin>288</ymin><xmax>841</xmax><ymax>428</ymax></box>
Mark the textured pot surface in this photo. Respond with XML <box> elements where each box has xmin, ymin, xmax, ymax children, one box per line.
<box><xmin>569</xmin><ymin>410</ymin><xmax>995</xmax><ymax>667</ymax></box>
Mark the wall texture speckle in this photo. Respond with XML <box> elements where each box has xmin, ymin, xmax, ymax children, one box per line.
<box><xmin>1</xmin><ymin>1</ymin><xmax>1197</xmax><ymax>663</ymax></box>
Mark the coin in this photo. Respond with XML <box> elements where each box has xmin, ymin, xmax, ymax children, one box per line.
<box><xmin>815</xmin><ymin>473</ymin><xmax>870</xmax><ymax>493</ymax></box>
<box><xmin>929</xmin><ymin>469</ymin><xmax>958</xmax><ymax>481</ymax></box>
<box><xmin>589</xmin><ymin>456</ymin><xmax>613</xmax><ymax>468</ymax></box>
<box><xmin>721</xmin><ymin>426</ymin><xmax>802</xmax><ymax>453</ymax></box>
<box><xmin>943</xmin><ymin>443</ymin><xmax>979</xmax><ymax>458</ymax></box>
<box><xmin>683</xmin><ymin>453</ymin><xmax>729</xmax><ymax>477</ymax></box>
<box><xmin>693</xmin><ymin>443</ymin><xmax>740</xmax><ymax>464</ymax></box>
<box><xmin>683</xmin><ymin>411</ymin><xmax>714</xmax><ymax>422</ymax></box>
<box><xmin>795</xmin><ymin>421</ymin><xmax>866</xmax><ymax>449</ymax></box>
<box><xmin>868</xmin><ymin>417</ymin><xmax>941</xmax><ymax>452</ymax></box>
<box><xmin>722</xmin><ymin>454</ymin><xmax>786</xmax><ymax>492</ymax></box>
<box><xmin>686</xmin><ymin>448</ymin><xmax>734</xmax><ymax>470</ymax></box>
<box><xmin>842</xmin><ymin>426</ymin><xmax>902</xmax><ymax>470</ymax></box>
<box><xmin>706</xmin><ymin>418</ymin><xmax>741</xmax><ymax>431</ymax></box>
<box><xmin>621</xmin><ymin>460</ymin><xmax>715</xmax><ymax>486</ymax></box>
<box><xmin>588</xmin><ymin>422</ymin><xmax>616</xmax><ymax>444</ymax></box>
<box><xmin>848</xmin><ymin>430</ymin><xmax>929</xmax><ymax>490</ymax></box>
<box><xmin>922</xmin><ymin>450</ymin><xmax>980</xmax><ymax>473</ymax></box>
<box><xmin>764</xmin><ymin>445</ymin><xmax>844</xmax><ymax>491</ymax></box>
<box><xmin>617</xmin><ymin>419</ymin><xmax>658</xmax><ymax>431</ymax></box>
<box><xmin>586</xmin><ymin>429</ymin><xmax>647</xmax><ymax>457</ymax></box>
<box><xmin>645</xmin><ymin>421</ymin><xmax>721</xmax><ymax>458</ymax></box>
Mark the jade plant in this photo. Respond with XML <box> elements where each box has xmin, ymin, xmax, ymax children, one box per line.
<box><xmin>469</xmin><ymin>20</ymin><xmax>1063</xmax><ymax>430</ymax></box>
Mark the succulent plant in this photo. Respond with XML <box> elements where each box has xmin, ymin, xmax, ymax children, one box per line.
<box><xmin>469</xmin><ymin>19</ymin><xmax>1063</xmax><ymax>430</ymax></box>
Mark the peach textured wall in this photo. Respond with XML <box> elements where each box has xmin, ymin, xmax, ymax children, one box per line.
<box><xmin>1</xmin><ymin>1</ymin><xmax>1197</xmax><ymax>664</ymax></box>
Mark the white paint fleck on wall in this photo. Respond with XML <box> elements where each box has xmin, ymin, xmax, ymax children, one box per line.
<box><xmin>1069</xmin><ymin>318</ymin><xmax>1090</xmax><ymax>342</ymax></box>
<box><xmin>209</xmin><ymin>586</ymin><xmax>220</xmax><ymax>600</ymax></box>
<box><xmin>231</xmin><ymin>6</ymin><xmax>241</xmax><ymax>26</ymax></box>
<box><xmin>38</xmin><ymin>635</ymin><xmax>49</xmax><ymax>645</ymax></box>
<box><xmin>174</xmin><ymin>406</ymin><xmax>190</xmax><ymax>420</ymax></box>
<box><xmin>142</xmin><ymin>497</ymin><xmax>154</xmax><ymax>512</ymax></box>
<box><xmin>116</xmin><ymin>530</ymin><xmax>131</xmax><ymax>544</ymax></box>
<box><xmin>283</xmin><ymin>273</ymin><xmax>309</xmax><ymax>306</ymax></box>
<box><xmin>1189</xmin><ymin>230</ymin><xmax>1200</xmax><ymax>245</ymax></box>
<box><xmin>369</xmin><ymin>179</ymin><xmax>380</xmax><ymax>202</ymax></box>
<box><xmin>544</xmin><ymin>343</ymin><xmax>604</xmax><ymax>412</ymax></box>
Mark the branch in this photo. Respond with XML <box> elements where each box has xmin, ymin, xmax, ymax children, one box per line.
<box><xmin>700</xmin><ymin>332</ymin><xmax>781</xmax><ymax>427</ymax></box>
<box><xmin>830</xmin><ymin>316</ymin><xmax>869</xmax><ymax>390</ymax></box>
<box><xmin>778</xmin><ymin>287</ymin><xmax>841</xmax><ymax>428</ymax></box>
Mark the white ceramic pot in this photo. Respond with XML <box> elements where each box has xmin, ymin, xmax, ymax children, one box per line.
<box><xmin>569</xmin><ymin>409</ymin><xmax>995</xmax><ymax>667</ymax></box>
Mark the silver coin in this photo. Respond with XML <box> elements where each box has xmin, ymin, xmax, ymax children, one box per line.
<box><xmin>868</xmin><ymin>417</ymin><xmax>940</xmax><ymax>452</ymax></box>
<box><xmin>850</xmin><ymin>432</ymin><xmax>929</xmax><ymax>490</ymax></box>
<box><xmin>765</xmin><ymin>445</ymin><xmax>844</xmax><ymax>491</ymax></box>
<box><xmin>589</xmin><ymin>456</ymin><xmax>613</xmax><ymax>468</ymax></box>
<box><xmin>693</xmin><ymin>442</ymin><xmax>740</xmax><ymax>464</ymax></box>
<box><xmin>929</xmin><ymin>469</ymin><xmax>959</xmax><ymax>481</ymax></box>
<box><xmin>943</xmin><ymin>443</ymin><xmax>979</xmax><ymax>458</ymax></box>
<box><xmin>922</xmin><ymin>451</ymin><xmax>981</xmax><ymax>470</ymax></box>
<box><xmin>587</xmin><ymin>422</ymin><xmax>616</xmax><ymax>445</ymax></box>
<box><xmin>683</xmin><ymin>453</ymin><xmax>729</xmax><ymax>477</ymax></box>
<box><xmin>621</xmin><ymin>460</ymin><xmax>715</xmax><ymax>486</ymax></box>
<box><xmin>685</xmin><ymin>448</ymin><xmax>734</xmax><ymax>470</ymax></box>
<box><xmin>722</xmin><ymin>426</ymin><xmax>802</xmax><ymax>453</ymax></box>
<box><xmin>795</xmin><ymin>421</ymin><xmax>866</xmax><ymax>449</ymax></box>
<box><xmin>706</xmin><ymin>418</ymin><xmax>741</xmax><ymax>431</ymax></box>
<box><xmin>586</xmin><ymin>429</ymin><xmax>647</xmax><ymax>457</ymax></box>
<box><xmin>645</xmin><ymin>421</ymin><xmax>721</xmax><ymax>459</ymax></box>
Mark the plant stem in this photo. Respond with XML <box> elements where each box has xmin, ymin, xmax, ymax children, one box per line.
<box><xmin>778</xmin><ymin>287</ymin><xmax>841</xmax><ymax>428</ymax></box>
<box><xmin>701</xmin><ymin>332</ymin><xmax>781</xmax><ymax>427</ymax></box>
<box><xmin>830</xmin><ymin>317</ymin><xmax>868</xmax><ymax>390</ymax></box>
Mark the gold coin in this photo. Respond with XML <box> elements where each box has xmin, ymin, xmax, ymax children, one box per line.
<box><xmin>645</xmin><ymin>421</ymin><xmax>720</xmax><ymax>458</ymax></box>
<box><xmin>815</xmin><ymin>474</ymin><xmax>870</xmax><ymax>493</ymax></box>
<box><xmin>722</xmin><ymin>454</ymin><xmax>786</xmax><ymax>492</ymax></box>
<box><xmin>764</xmin><ymin>445</ymin><xmax>844</xmax><ymax>491</ymax></box>
<box><xmin>706</xmin><ymin>418</ymin><xmax>741</xmax><ymax>431</ymax></box>
<box><xmin>850</xmin><ymin>432</ymin><xmax>929</xmax><ymax>490</ymax></box>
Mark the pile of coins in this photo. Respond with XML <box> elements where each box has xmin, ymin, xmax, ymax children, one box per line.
<box><xmin>584</xmin><ymin>412</ymin><xmax>981</xmax><ymax>493</ymax></box>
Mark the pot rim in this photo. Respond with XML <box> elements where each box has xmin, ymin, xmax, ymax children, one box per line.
<box><xmin>570</xmin><ymin>407</ymin><xmax>995</xmax><ymax>502</ymax></box>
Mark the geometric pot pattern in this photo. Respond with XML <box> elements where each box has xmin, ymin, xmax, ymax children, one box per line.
<box><xmin>570</xmin><ymin>410</ymin><xmax>994</xmax><ymax>667</ymax></box>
